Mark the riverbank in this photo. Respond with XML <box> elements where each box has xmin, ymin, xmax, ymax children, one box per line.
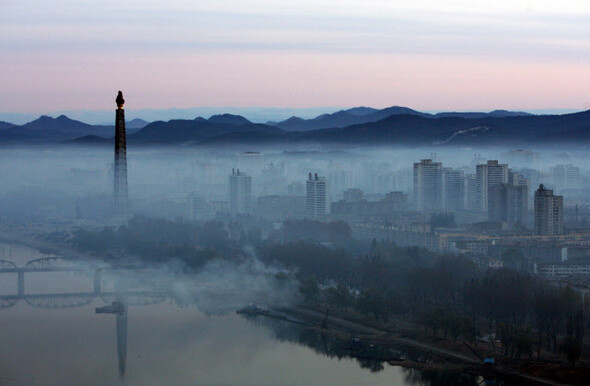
<box><xmin>0</xmin><ymin>226</ymin><xmax>108</xmax><ymax>264</ymax></box>
<box><xmin>246</xmin><ymin>304</ymin><xmax>587</xmax><ymax>385</ymax></box>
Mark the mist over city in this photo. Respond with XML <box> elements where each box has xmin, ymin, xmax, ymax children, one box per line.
<box><xmin>1</xmin><ymin>0</ymin><xmax>590</xmax><ymax>385</ymax></box>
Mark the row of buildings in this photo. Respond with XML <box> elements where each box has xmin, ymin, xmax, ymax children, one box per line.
<box><xmin>184</xmin><ymin>161</ymin><xmax>588</xmax><ymax>283</ymax></box>
<box><xmin>413</xmin><ymin>159</ymin><xmax>563</xmax><ymax>235</ymax></box>
<box><xmin>189</xmin><ymin>160</ymin><xmax>563</xmax><ymax>237</ymax></box>
<box><xmin>413</xmin><ymin>159</ymin><xmax>526</xmax><ymax>213</ymax></box>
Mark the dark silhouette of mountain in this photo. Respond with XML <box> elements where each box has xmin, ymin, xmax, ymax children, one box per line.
<box><xmin>0</xmin><ymin>121</ymin><xmax>17</xmax><ymax>130</ymax></box>
<box><xmin>208</xmin><ymin>114</ymin><xmax>251</xmax><ymax>126</ymax></box>
<box><xmin>291</xmin><ymin>110</ymin><xmax>590</xmax><ymax>145</ymax></box>
<box><xmin>344</xmin><ymin>107</ymin><xmax>378</xmax><ymax>116</ymax></box>
<box><xmin>1</xmin><ymin>109</ymin><xmax>588</xmax><ymax>147</ymax></box>
<box><xmin>269</xmin><ymin>106</ymin><xmax>536</xmax><ymax>131</ymax></box>
<box><xmin>131</xmin><ymin>117</ymin><xmax>283</xmax><ymax>144</ymax></box>
<box><xmin>488</xmin><ymin>109</ymin><xmax>533</xmax><ymax>117</ymax></box>
<box><xmin>0</xmin><ymin>115</ymin><xmax>148</xmax><ymax>143</ymax></box>
<box><xmin>65</xmin><ymin>135</ymin><xmax>111</xmax><ymax>145</ymax></box>
<box><xmin>266</xmin><ymin>116</ymin><xmax>304</xmax><ymax>127</ymax></box>
<box><xmin>22</xmin><ymin>115</ymin><xmax>94</xmax><ymax>133</ymax></box>
<box><xmin>0</xmin><ymin>121</ymin><xmax>26</xmax><ymax>143</ymax></box>
<box><xmin>127</xmin><ymin>118</ymin><xmax>149</xmax><ymax>129</ymax></box>
<box><xmin>137</xmin><ymin>109</ymin><xmax>589</xmax><ymax>146</ymax></box>
<box><xmin>0</xmin><ymin>115</ymin><xmax>114</xmax><ymax>142</ymax></box>
<box><xmin>434</xmin><ymin>110</ymin><xmax>533</xmax><ymax>119</ymax></box>
<box><xmin>269</xmin><ymin>106</ymin><xmax>428</xmax><ymax>131</ymax></box>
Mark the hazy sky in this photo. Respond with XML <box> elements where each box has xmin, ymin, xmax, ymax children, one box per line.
<box><xmin>1</xmin><ymin>0</ymin><xmax>590</xmax><ymax>115</ymax></box>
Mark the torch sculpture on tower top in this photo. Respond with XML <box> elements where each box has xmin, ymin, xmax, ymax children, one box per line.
<box><xmin>114</xmin><ymin>91</ymin><xmax>128</xmax><ymax>213</ymax></box>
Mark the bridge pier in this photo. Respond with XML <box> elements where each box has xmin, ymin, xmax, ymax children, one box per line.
<box><xmin>94</xmin><ymin>269</ymin><xmax>101</xmax><ymax>294</ymax></box>
<box><xmin>18</xmin><ymin>270</ymin><xmax>24</xmax><ymax>297</ymax></box>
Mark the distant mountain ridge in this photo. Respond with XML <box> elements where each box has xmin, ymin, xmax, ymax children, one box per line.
<box><xmin>130</xmin><ymin>109</ymin><xmax>588</xmax><ymax>146</ymax></box>
<box><xmin>0</xmin><ymin>107</ymin><xmax>587</xmax><ymax>146</ymax></box>
<box><xmin>0</xmin><ymin>115</ymin><xmax>145</xmax><ymax>143</ymax></box>
<box><xmin>266</xmin><ymin>106</ymin><xmax>533</xmax><ymax>131</ymax></box>
<box><xmin>0</xmin><ymin>115</ymin><xmax>113</xmax><ymax>142</ymax></box>
<box><xmin>132</xmin><ymin>115</ymin><xmax>281</xmax><ymax>144</ymax></box>
<box><xmin>288</xmin><ymin>110</ymin><xmax>590</xmax><ymax>146</ymax></box>
<box><xmin>267</xmin><ymin>106</ymin><xmax>428</xmax><ymax>131</ymax></box>
<box><xmin>127</xmin><ymin>118</ymin><xmax>150</xmax><ymax>129</ymax></box>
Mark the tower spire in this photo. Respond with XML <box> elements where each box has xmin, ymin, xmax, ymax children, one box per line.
<box><xmin>114</xmin><ymin>91</ymin><xmax>128</xmax><ymax>213</ymax></box>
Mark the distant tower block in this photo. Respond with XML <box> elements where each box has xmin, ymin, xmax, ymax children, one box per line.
<box><xmin>114</xmin><ymin>91</ymin><xmax>129</xmax><ymax>212</ymax></box>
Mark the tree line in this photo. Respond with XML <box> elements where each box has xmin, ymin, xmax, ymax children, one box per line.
<box><xmin>71</xmin><ymin>216</ymin><xmax>588</xmax><ymax>365</ymax></box>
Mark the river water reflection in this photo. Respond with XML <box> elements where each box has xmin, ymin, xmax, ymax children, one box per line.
<box><xmin>0</xmin><ymin>242</ymin><xmax>485</xmax><ymax>385</ymax></box>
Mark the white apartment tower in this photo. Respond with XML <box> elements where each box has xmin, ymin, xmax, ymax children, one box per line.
<box><xmin>229</xmin><ymin>169</ymin><xmax>253</xmax><ymax>215</ymax></box>
<box><xmin>413</xmin><ymin>159</ymin><xmax>443</xmax><ymax>211</ymax></box>
<box><xmin>476</xmin><ymin>160</ymin><xmax>508</xmax><ymax>212</ymax></box>
<box><xmin>306</xmin><ymin>173</ymin><xmax>328</xmax><ymax>218</ymax></box>
<box><xmin>534</xmin><ymin>184</ymin><xmax>563</xmax><ymax>235</ymax></box>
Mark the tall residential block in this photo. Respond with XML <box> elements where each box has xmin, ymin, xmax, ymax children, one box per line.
<box><xmin>343</xmin><ymin>188</ymin><xmax>364</xmax><ymax>202</ymax></box>
<box><xmin>489</xmin><ymin>183</ymin><xmax>528</xmax><ymax>226</ymax></box>
<box><xmin>229</xmin><ymin>169</ymin><xmax>253</xmax><ymax>215</ymax></box>
<box><xmin>413</xmin><ymin>159</ymin><xmax>443</xmax><ymax>211</ymax></box>
<box><xmin>442</xmin><ymin>168</ymin><xmax>465</xmax><ymax>211</ymax></box>
<box><xmin>534</xmin><ymin>184</ymin><xmax>563</xmax><ymax>235</ymax></box>
<box><xmin>476</xmin><ymin>160</ymin><xmax>508</xmax><ymax>212</ymax></box>
<box><xmin>551</xmin><ymin>164</ymin><xmax>581</xmax><ymax>191</ymax></box>
<box><xmin>306</xmin><ymin>173</ymin><xmax>328</xmax><ymax>218</ymax></box>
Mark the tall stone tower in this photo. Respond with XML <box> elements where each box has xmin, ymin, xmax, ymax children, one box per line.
<box><xmin>114</xmin><ymin>91</ymin><xmax>128</xmax><ymax>212</ymax></box>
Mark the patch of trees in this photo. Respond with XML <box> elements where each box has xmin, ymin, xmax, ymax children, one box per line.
<box><xmin>72</xmin><ymin>216</ymin><xmax>237</xmax><ymax>268</ymax></box>
<box><xmin>297</xmin><ymin>239</ymin><xmax>588</xmax><ymax>362</ymax></box>
<box><xmin>259</xmin><ymin>241</ymin><xmax>354</xmax><ymax>282</ymax></box>
<box><xmin>418</xmin><ymin>309</ymin><xmax>477</xmax><ymax>343</ymax></box>
<box><xmin>269</xmin><ymin>219</ymin><xmax>354</xmax><ymax>247</ymax></box>
<box><xmin>71</xmin><ymin>216</ymin><xmax>588</xmax><ymax>363</ymax></box>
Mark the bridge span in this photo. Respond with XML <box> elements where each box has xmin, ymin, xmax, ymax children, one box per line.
<box><xmin>1</xmin><ymin>254</ymin><xmax>174</xmax><ymax>379</ymax></box>
<box><xmin>0</xmin><ymin>256</ymin><xmax>168</xmax><ymax>308</ymax></box>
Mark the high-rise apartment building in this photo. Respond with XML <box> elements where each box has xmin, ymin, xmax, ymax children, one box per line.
<box><xmin>534</xmin><ymin>184</ymin><xmax>563</xmax><ymax>235</ymax></box>
<box><xmin>306</xmin><ymin>173</ymin><xmax>328</xmax><ymax>218</ymax></box>
<box><xmin>343</xmin><ymin>188</ymin><xmax>364</xmax><ymax>202</ymax></box>
<box><xmin>476</xmin><ymin>160</ymin><xmax>508</xmax><ymax>212</ymax></box>
<box><xmin>442</xmin><ymin>168</ymin><xmax>465</xmax><ymax>211</ymax></box>
<box><xmin>238</xmin><ymin>152</ymin><xmax>263</xmax><ymax>172</ymax></box>
<box><xmin>489</xmin><ymin>183</ymin><xmax>528</xmax><ymax>226</ymax></box>
<box><xmin>229</xmin><ymin>169</ymin><xmax>253</xmax><ymax>215</ymax></box>
<box><xmin>551</xmin><ymin>164</ymin><xmax>581</xmax><ymax>191</ymax></box>
<box><xmin>413</xmin><ymin>159</ymin><xmax>443</xmax><ymax>211</ymax></box>
<box><xmin>187</xmin><ymin>193</ymin><xmax>211</xmax><ymax>220</ymax></box>
<box><xmin>465</xmin><ymin>173</ymin><xmax>479</xmax><ymax>211</ymax></box>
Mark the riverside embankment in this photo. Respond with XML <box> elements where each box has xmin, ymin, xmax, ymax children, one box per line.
<box><xmin>244</xmin><ymin>305</ymin><xmax>572</xmax><ymax>385</ymax></box>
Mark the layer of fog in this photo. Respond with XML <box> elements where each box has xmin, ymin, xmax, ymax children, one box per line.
<box><xmin>0</xmin><ymin>144</ymin><xmax>588</xmax><ymax>222</ymax></box>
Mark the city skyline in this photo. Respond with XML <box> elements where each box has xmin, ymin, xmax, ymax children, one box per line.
<box><xmin>1</xmin><ymin>2</ymin><xmax>589</xmax><ymax>383</ymax></box>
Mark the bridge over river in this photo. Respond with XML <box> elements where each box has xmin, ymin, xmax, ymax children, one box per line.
<box><xmin>0</xmin><ymin>255</ymin><xmax>174</xmax><ymax>379</ymax></box>
<box><xmin>0</xmin><ymin>257</ymin><xmax>170</xmax><ymax>309</ymax></box>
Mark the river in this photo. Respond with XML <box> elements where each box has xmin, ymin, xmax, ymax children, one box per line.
<box><xmin>0</xmin><ymin>242</ymin><xmax>490</xmax><ymax>385</ymax></box>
